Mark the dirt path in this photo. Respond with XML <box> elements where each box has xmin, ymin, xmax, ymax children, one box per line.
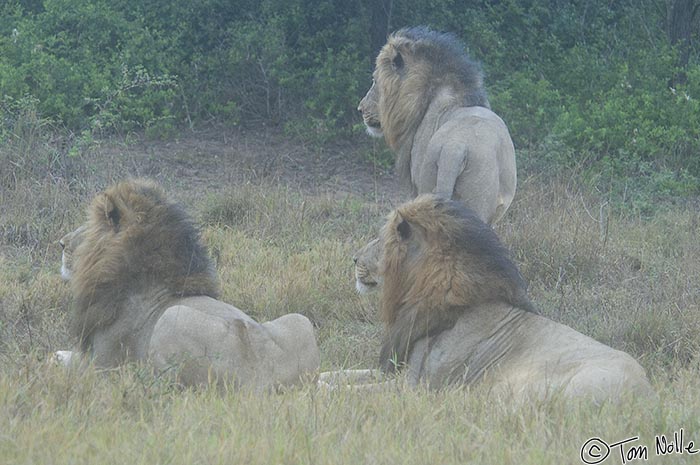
<box><xmin>95</xmin><ymin>127</ymin><xmax>405</xmax><ymax>205</ymax></box>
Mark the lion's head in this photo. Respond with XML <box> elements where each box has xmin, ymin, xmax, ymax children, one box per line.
<box><xmin>71</xmin><ymin>179</ymin><xmax>219</xmax><ymax>350</ymax></box>
<box><xmin>370</xmin><ymin>194</ymin><xmax>533</xmax><ymax>372</ymax></box>
<box><xmin>358</xmin><ymin>26</ymin><xmax>490</xmax><ymax>151</ymax></box>
<box><xmin>357</xmin><ymin>81</ymin><xmax>382</xmax><ymax>138</ymax></box>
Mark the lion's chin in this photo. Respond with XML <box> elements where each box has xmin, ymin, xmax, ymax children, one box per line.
<box><xmin>364</xmin><ymin>124</ymin><xmax>384</xmax><ymax>139</ymax></box>
<box><xmin>60</xmin><ymin>263</ymin><xmax>72</xmax><ymax>281</ymax></box>
<box><xmin>355</xmin><ymin>280</ymin><xmax>378</xmax><ymax>294</ymax></box>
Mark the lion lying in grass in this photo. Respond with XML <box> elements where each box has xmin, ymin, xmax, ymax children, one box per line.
<box><xmin>359</xmin><ymin>26</ymin><xmax>516</xmax><ymax>225</ymax></box>
<box><xmin>56</xmin><ymin>179</ymin><xmax>319</xmax><ymax>391</ymax></box>
<box><xmin>338</xmin><ymin>195</ymin><xmax>653</xmax><ymax>402</ymax></box>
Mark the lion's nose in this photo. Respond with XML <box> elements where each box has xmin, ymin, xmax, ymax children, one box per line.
<box><xmin>352</xmin><ymin>256</ymin><xmax>358</xmax><ymax>264</ymax></box>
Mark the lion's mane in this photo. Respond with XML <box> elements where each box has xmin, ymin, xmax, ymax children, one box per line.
<box><xmin>71</xmin><ymin>179</ymin><xmax>219</xmax><ymax>351</ymax></box>
<box><xmin>378</xmin><ymin>194</ymin><xmax>534</xmax><ymax>372</ymax></box>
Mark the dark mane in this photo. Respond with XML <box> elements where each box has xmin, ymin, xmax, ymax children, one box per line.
<box><xmin>392</xmin><ymin>26</ymin><xmax>490</xmax><ymax>108</ymax></box>
<box><xmin>436</xmin><ymin>199</ymin><xmax>532</xmax><ymax>311</ymax></box>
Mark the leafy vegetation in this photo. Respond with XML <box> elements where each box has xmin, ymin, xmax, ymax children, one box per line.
<box><xmin>1</xmin><ymin>1</ymin><xmax>699</xmax><ymax>200</ymax></box>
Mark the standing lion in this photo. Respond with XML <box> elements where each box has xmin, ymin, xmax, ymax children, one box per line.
<box><xmin>359</xmin><ymin>26</ymin><xmax>516</xmax><ymax>225</ymax></box>
<box><xmin>56</xmin><ymin>179</ymin><xmax>320</xmax><ymax>391</ymax></box>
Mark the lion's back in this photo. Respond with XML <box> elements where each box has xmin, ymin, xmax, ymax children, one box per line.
<box><xmin>149</xmin><ymin>297</ymin><xmax>319</xmax><ymax>390</ymax></box>
<box><xmin>409</xmin><ymin>305</ymin><xmax>653</xmax><ymax>400</ymax></box>
<box><xmin>414</xmin><ymin>106</ymin><xmax>516</xmax><ymax>224</ymax></box>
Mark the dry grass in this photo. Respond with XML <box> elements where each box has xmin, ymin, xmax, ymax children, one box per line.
<box><xmin>499</xmin><ymin>175</ymin><xmax>700</xmax><ymax>375</ymax></box>
<box><xmin>1</xmin><ymin>132</ymin><xmax>699</xmax><ymax>464</ymax></box>
<box><xmin>2</xmin><ymin>356</ymin><xmax>700</xmax><ymax>465</ymax></box>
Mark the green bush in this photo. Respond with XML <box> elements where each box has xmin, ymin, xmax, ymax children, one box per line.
<box><xmin>0</xmin><ymin>0</ymin><xmax>177</xmax><ymax>131</ymax></box>
<box><xmin>288</xmin><ymin>47</ymin><xmax>366</xmax><ymax>142</ymax></box>
<box><xmin>550</xmin><ymin>46</ymin><xmax>700</xmax><ymax>200</ymax></box>
<box><xmin>490</xmin><ymin>72</ymin><xmax>562</xmax><ymax>149</ymax></box>
<box><xmin>0</xmin><ymin>0</ymin><xmax>699</xmax><ymax>199</ymax></box>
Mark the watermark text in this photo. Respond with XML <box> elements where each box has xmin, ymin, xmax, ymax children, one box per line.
<box><xmin>580</xmin><ymin>429</ymin><xmax>697</xmax><ymax>464</ymax></box>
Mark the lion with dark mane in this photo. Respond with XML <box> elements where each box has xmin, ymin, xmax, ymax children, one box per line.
<box><xmin>56</xmin><ymin>179</ymin><xmax>320</xmax><ymax>391</ymax></box>
<box><xmin>359</xmin><ymin>26</ymin><xmax>516</xmax><ymax>224</ymax></box>
<box><xmin>350</xmin><ymin>195</ymin><xmax>653</xmax><ymax>401</ymax></box>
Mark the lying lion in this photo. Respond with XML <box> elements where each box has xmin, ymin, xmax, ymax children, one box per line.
<box><xmin>55</xmin><ymin>179</ymin><xmax>319</xmax><ymax>391</ymax></box>
<box><xmin>340</xmin><ymin>195</ymin><xmax>654</xmax><ymax>402</ymax></box>
<box><xmin>359</xmin><ymin>26</ymin><xmax>517</xmax><ymax>225</ymax></box>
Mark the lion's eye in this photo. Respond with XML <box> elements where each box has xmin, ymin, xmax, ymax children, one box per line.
<box><xmin>59</xmin><ymin>241</ymin><xmax>66</xmax><ymax>250</ymax></box>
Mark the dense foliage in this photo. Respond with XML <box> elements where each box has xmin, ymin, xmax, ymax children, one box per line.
<box><xmin>1</xmin><ymin>0</ymin><xmax>699</xmax><ymax>200</ymax></box>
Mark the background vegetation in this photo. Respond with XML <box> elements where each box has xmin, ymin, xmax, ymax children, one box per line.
<box><xmin>1</xmin><ymin>2</ymin><xmax>699</xmax><ymax>464</ymax></box>
<box><xmin>2</xmin><ymin>0</ymin><xmax>699</xmax><ymax>203</ymax></box>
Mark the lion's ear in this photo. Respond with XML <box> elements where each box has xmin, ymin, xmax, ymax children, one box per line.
<box><xmin>392</xmin><ymin>51</ymin><xmax>404</xmax><ymax>71</ymax></box>
<box><xmin>107</xmin><ymin>205</ymin><xmax>121</xmax><ymax>231</ymax></box>
<box><xmin>397</xmin><ymin>219</ymin><xmax>411</xmax><ymax>240</ymax></box>
<box><xmin>100</xmin><ymin>196</ymin><xmax>121</xmax><ymax>232</ymax></box>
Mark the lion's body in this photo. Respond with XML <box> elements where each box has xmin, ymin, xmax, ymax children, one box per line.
<box><xmin>410</xmin><ymin>101</ymin><xmax>516</xmax><ymax>224</ymax></box>
<box><xmin>359</xmin><ymin>27</ymin><xmax>516</xmax><ymax>224</ymax></box>
<box><xmin>151</xmin><ymin>297</ymin><xmax>319</xmax><ymax>389</ymax></box>
<box><xmin>354</xmin><ymin>195</ymin><xmax>653</xmax><ymax>401</ymax></box>
<box><xmin>62</xmin><ymin>179</ymin><xmax>319</xmax><ymax>390</ymax></box>
<box><xmin>407</xmin><ymin>302</ymin><xmax>651</xmax><ymax>401</ymax></box>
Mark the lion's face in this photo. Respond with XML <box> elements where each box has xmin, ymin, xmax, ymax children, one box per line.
<box><xmin>58</xmin><ymin>225</ymin><xmax>86</xmax><ymax>281</ymax></box>
<box><xmin>360</xmin><ymin>35</ymin><xmax>432</xmax><ymax>150</ymax></box>
<box><xmin>353</xmin><ymin>238</ymin><xmax>382</xmax><ymax>293</ymax></box>
<box><xmin>358</xmin><ymin>80</ymin><xmax>383</xmax><ymax>138</ymax></box>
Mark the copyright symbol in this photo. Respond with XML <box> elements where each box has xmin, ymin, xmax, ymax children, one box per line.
<box><xmin>580</xmin><ymin>437</ymin><xmax>610</xmax><ymax>464</ymax></box>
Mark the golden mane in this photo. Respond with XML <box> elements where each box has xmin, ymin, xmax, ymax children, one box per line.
<box><xmin>375</xmin><ymin>26</ymin><xmax>489</xmax><ymax>153</ymax></box>
<box><xmin>378</xmin><ymin>194</ymin><xmax>533</xmax><ymax>372</ymax></box>
<box><xmin>71</xmin><ymin>179</ymin><xmax>219</xmax><ymax>351</ymax></box>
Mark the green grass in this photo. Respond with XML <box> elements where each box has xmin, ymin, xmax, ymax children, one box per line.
<box><xmin>1</xmin><ymin>133</ymin><xmax>699</xmax><ymax>464</ymax></box>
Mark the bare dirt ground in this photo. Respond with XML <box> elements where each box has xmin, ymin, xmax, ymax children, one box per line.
<box><xmin>93</xmin><ymin>127</ymin><xmax>405</xmax><ymax>205</ymax></box>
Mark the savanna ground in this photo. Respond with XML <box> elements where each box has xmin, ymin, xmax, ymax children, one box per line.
<box><xmin>1</xmin><ymin>126</ymin><xmax>699</xmax><ymax>465</ymax></box>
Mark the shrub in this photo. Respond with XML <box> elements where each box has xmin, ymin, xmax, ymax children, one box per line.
<box><xmin>0</xmin><ymin>0</ymin><xmax>698</xmax><ymax>199</ymax></box>
<box><xmin>0</xmin><ymin>0</ymin><xmax>178</xmax><ymax>132</ymax></box>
